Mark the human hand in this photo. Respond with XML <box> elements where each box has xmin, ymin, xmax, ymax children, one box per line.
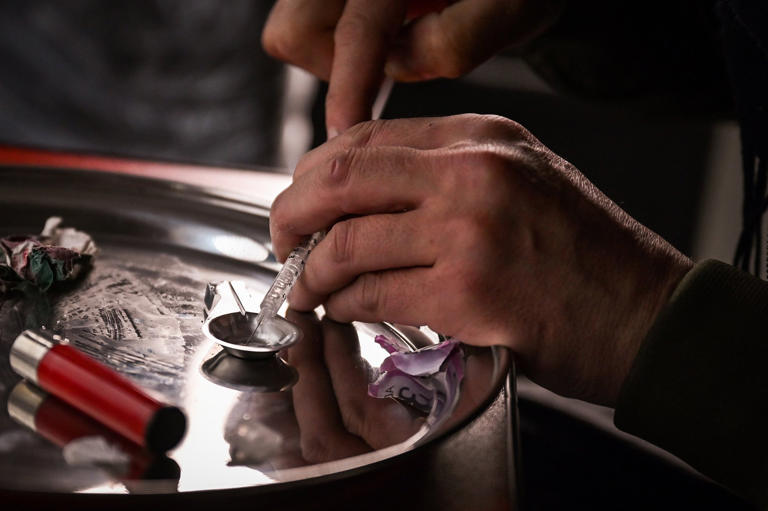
<box><xmin>262</xmin><ymin>0</ymin><xmax>564</xmax><ymax>135</ymax></box>
<box><xmin>270</xmin><ymin>114</ymin><xmax>693</xmax><ymax>406</ymax></box>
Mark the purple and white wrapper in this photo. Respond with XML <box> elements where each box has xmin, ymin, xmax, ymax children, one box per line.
<box><xmin>369</xmin><ymin>335</ymin><xmax>464</xmax><ymax>416</ymax></box>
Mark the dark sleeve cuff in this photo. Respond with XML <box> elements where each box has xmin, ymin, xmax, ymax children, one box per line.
<box><xmin>615</xmin><ymin>259</ymin><xmax>768</xmax><ymax>505</ymax></box>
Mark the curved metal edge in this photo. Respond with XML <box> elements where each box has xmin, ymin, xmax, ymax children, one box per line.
<box><xmin>189</xmin><ymin>345</ymin><xmax>512</xmax><ymax>496</ymax></box>
<box><xmin>0</xmin><ymin>165</ymin><xmax>274</xmax><ymax>219</ymax></box>
<box><xmin>418</xmin><ymin>346</ymin><xmax>511</xmax><ymax>444</ymax></box>
<box><xmin>0</xmin><ymin>165</ymin><xmax>277</xmax><ymax>269</ymax></box>
<box><xmin>54</xmin><ymin>347</ymin><xmax>512</xmax><ymax>501</ymax></box>
<box><xmin>28</xmin><ymin>346</ymin><xmax>512</xmax><ymax>500</ymax></box>
<box><xmin>506</xmin><ymin>357</ymin><xmax>522</xmax><ymax>509</ymax></box>
<box><xmin>202</xmin><ymin>321</ymin><xmax>302</xmax><ymax>357</ymax></box>
<box><xmin>0</xmin><ymin>164</ymin><xmax>515</xmax><ymax>499</ymax></box>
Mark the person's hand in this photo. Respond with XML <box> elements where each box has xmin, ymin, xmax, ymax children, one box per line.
<box><xmin>270</xmin><ymin>114</ymin><xmax>693</xmax><ymax>406</ymax></box>
<box><xmin>262</xmin><ymin>0</ymin><xmax>564</xmax><ymax>136</ymax></box>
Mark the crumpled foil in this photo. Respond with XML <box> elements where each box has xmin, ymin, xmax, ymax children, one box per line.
<box><xmin>0</xmin><ymin>217</ymin><xmax>97</xmax><ymax>294</ymax></box>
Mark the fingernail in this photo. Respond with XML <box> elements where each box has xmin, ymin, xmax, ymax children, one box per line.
<box><xmin>327</xmin><ymin>126</ymin><xmax>339</xmax><ymax>140</ymax></box>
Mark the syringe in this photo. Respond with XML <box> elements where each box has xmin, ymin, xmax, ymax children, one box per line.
<box><xmin>246</xmin><ymin>77</ymin><xmax>394</xmax><ymax>343</ymax></box>
<box><xmin>246</xmin><ymin>230</ymin><xmax>325</xmax><ymax>342</ymax></box>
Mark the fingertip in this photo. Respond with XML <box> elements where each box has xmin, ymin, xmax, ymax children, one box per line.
<box><xmin>323</xmin><ymin>292</ymin><xmax>374</xmax><ymax>325</ymax></box>
<box><xmin>325</xmin><ymin>78</ymin><xmax>379</xmax><ymax>134</ymax></box>
<box><xmin>322</xmin><ymin>306</ymin><xmax>351</xmax><ymax>324</ymax></box>
<box><xmin>383</xmin><ymin>56</ymin><xmax>426</xmax><ymax>82</ymax></box>
<box><xmin>268</xmin><ymin>228</ymin><xmax>290</xmax><ymax>263</ymax></box>
<box><xmin>270</xmin><ymin>231</ymin><xmax>302</xmax><ymax>264</ymax></box>
<box><xmin>383</xmin><ymin>59</ymin><xmax>405</xmax><ymax>80</ymax></box>
<box><xmin>286</xmin><ymin>298</ymin><xmax>320</xmax><ymax>313</ymax></box>
<box><xmin>269</xmin><ymin>194</ymin><xmax>304</xmax><ymax>262</ymax></box>
<box><xmin>324</xmin><ymin>101</ymin><xmax>363</xmax><ymax>137</ymax></box>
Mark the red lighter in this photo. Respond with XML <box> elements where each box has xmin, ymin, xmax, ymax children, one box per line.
<box><xmin>10</xmin><ymin>329</ymin><xmax>186</xmax><ymax>452</ymax></box>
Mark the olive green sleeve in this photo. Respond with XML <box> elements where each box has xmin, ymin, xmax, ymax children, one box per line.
<box><xmin>615</xmin><ymin>259</ymin><xmax>768</xmax><ymax>506</ymax></box>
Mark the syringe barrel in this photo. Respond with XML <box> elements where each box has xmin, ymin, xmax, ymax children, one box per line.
<box><xmin>259</xmin><ymin>231</ymin><xmax>325</xmax><ymax>314</ymax></box>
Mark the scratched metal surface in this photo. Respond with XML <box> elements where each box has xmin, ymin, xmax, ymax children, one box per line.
<box><xmin>0</xmin><ymin>166</ymin><xmax>509</xmax><ymax>497</ymax></box>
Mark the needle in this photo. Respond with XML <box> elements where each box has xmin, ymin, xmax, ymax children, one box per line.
<box><xmin>372</xmin><ymin>75</ymin><xmax>394</xmax><ymax>121</ymax></box>
<box><xmin>245</xmin><ymin>76</ymin><xmax>395</xmax><ymax>344</ymax></box>
<box><xmin>227</xmin><ymin>281</ymin><xmax>247</xmax><ymax>316</ymax></box>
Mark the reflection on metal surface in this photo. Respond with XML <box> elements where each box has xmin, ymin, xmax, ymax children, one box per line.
<box><xmin>6</xmin><ymin>381</ymin><xmax>180</xmax><ymax>492</ymax></box>
<box><xmin>77</xmin><ymin>481</ymin><xmax>129</xmax><ymax>494</ymax></box>
<box><xmin>171</xmin><ymin>227</ymin><xmax>271</xmax><ymax>265</ymax></box>
<box><xmin>202</xmin><ymin>349</ymin><xmax>298</xmax><ymax>391</ymax></box>
<box><xmin>0</xmin><ymin>167</ymin><xmax>510</xmax><ymax>497</ymax></box>
<box><xmin>212</xmin><ymin>234</ymin><xmax>270</xmax><ymax>263</ymax></box>
<box><xmin>280</xmin><ymin>312</ymin><xmax>427</xmax><ymax>464</ymax></box>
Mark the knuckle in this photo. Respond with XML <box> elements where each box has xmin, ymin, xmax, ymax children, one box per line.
<box><xmin>356</xmin><ymin>273</ymin><xmax>387</xmax><ymax>314</ymax></box>
<box><xmin>339</xmin><ymin>403</ymin><xmax>365</xmax><ymax>436</ymax></box>
<box><xmin>325</xmin><ymin>148</ymin><xmax>356</xmax><ymax>187</ymax></box>
<box><xmin>482</xmin><ymin>115</ymin><xmax>527</xmax><ymax>139</ymax></box>
<box><xmin>462</xmin><ymin>114</ymin><xmax>528</xmax><ymax>141</ymax></box>
<box><xmin>300</xmin><ymin>436</ymin><xmax>331</xmax><ymax>464</ymax></box>
<box><xmin>446</xmin><ymin>148</ymin><xmax>508</xmax><ymax>197</ymax></box>
<box><xmin>452</xmin><ymin>112</ymin><xmax>484</xmax><ymax>125</ymax></box>
<box><xmin>473</xmin><ymin>149</ymin><xmax>510</xmax><ymax>181</ymax></box>
<box><xmin>343</xmin><ymin>120</ymin><xmax>379</xmax><ymax>148</ymax></box>
<box><xmin>329</xmin><ymin>220</ymin><xmax>355</xmax><ymax>265</ymax></box>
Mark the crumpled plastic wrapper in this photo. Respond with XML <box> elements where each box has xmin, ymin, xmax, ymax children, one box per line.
<box><xmin>0</xmin><ymin>217</ymin><xmax>97</xmax><ymax>294</ymax></box>
<box><xmin>368</xmin><ymin>335</ymin><xmax>464</xmax><ymax>415</ymax></box>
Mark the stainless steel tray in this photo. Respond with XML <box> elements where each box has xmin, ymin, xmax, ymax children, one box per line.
<box><xmin>0</xmin><ymin>166</ymin><xmax>509</xmax><ymax>500</ymax></box>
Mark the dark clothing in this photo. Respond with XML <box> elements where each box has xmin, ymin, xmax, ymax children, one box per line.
<box><xmin>0</xmin><ymin>1</ymin><xmax>284</xmax><ymax>167</ymax></box>
<box><xmin>525</xmin><ymin>0</ymin><xmax>730</xmax><ymax>112</ymax></box>
<box><xmin>615</xmin><ymin>4</ymin><xmax>768</xmax><ymax>508</ymax></box>
<box><xmin>616</xmin><ymin>260</ymin><xmax>768</xmax><ymax>506</ymax></box>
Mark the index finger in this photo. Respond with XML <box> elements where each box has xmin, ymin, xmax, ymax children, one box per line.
<box><xmin>325</xmin><ymin>0</ymin><xmax>407</xmax><ymax>135</ymax></box>
<box><xmin>271</xmin><ymin>145</ymin><xmax>436</xmax><ymax>260</ymax></box>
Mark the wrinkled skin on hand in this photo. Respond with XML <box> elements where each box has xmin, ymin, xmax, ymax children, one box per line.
<box><xmin>262</xmin><ymin>0</ymin><xmax>564</xmax><ymax>134</ymax></box>
<box><xmin>270</xmin><ymin>115</ymin><xmax>692</xmax><ymax>406</ymax></box>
